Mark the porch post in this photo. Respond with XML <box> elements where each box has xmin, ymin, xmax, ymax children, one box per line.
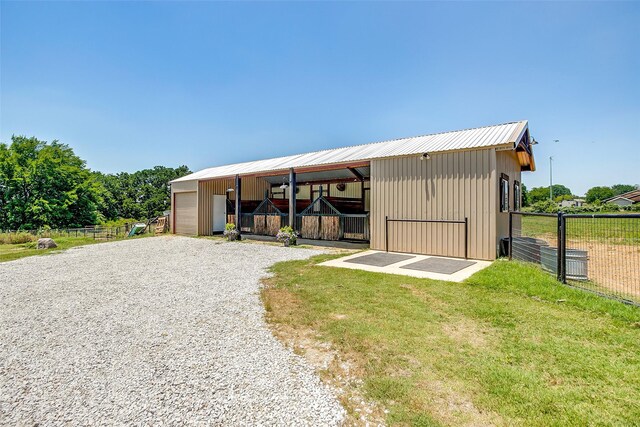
<box><xmin>289</xmin><ymin>168</ymin><xmax>296</xmax><ymax>229</ymax></box>
<box><xmin>235</xmin><ymin>175</ymin><xmax>242</xmax><ymax>237</ymax></box>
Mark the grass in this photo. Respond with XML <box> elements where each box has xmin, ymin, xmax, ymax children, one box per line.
<box><xmin>0</xmin><ymin>234</ymin><xmax>153</xmax><ymax>263</ymax></box>
<box><xmin>521</xmin><ymin>215</ymin><xmax>640</xmax><ymax>245</ymax></box>
<box><xmin>262</xmin><ymin>256</ymin><xmax>640</xmax><ymax>426</ymax></box>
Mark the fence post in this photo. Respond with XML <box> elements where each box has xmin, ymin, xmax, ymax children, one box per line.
<box><xmin>556</xmin><ymin>212</ymin><xmax>564</xmax><ymax>283</ymax></box>
<box><xmin>560</xmin><ymin>213</ymin><xmax>567</xmax><ymax>284</ymax></box>
<box><xmin>385</xmin><ymin>215</ymin><xmax>389</xmax><ymax>252</ymax></box>
<box><xmin>508</xmin><ymin>212</ymin><xmax>513</xmax><ymax>260</ymax></box>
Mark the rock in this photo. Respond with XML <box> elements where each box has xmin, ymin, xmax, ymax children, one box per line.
<box><xmin>37</xmin><ymin>238</ymin><xmax>57</xmax><ymax>249</ymax></box>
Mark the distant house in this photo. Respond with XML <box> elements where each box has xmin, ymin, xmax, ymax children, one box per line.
<box><xmin>604</xmin><ymin>190</ymin><xmax>640</xmax><ymax>206</ymax></box>
<box><xmin>560</xmin><ymin>198</ymin><xmax>585</xmax><ymax>208</ymax></box>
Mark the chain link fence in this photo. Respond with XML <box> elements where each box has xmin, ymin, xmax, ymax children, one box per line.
<box><xmin>509</xmin><ymin>212</ymin><xmax>640</xmax><ymax>306</ymax></box>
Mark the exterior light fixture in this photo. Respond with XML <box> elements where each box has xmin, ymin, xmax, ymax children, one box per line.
<box><xmin>226</xmin><ymin>188</ymin><xmax>234</xmax><ymax>192</ymax></box>
<box><xmin>420</xmin><ymin>153</ymin><xmax>431</xmax><ymax>161</ymax></box>
<box><xmin>279</xmin><ymin>177</ymin><xmax>288</xmax><ymax>190</ymax></box>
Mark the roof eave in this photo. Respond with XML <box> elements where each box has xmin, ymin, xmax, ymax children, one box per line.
<box><xmin>171</xmin><ymin>144</ymin><xmax>517</xmax><ymax>183</ymax></box>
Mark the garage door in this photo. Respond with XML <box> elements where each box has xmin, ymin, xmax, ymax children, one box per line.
<box><xmin>174</xmin><ymin>192</ymin><xmax>197</xmax><ymax>235</ymax></box>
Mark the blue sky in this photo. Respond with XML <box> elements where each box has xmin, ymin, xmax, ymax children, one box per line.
<box><xmin>1</xmin><ymin>1</ymin><xmax>638</xmax><ymax>195</ymax></box>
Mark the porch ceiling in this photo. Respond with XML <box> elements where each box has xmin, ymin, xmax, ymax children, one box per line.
<box><xmin>260</xmin><ymin>166</ymin><xmax>370</xmax><ymax>184</ymax></box>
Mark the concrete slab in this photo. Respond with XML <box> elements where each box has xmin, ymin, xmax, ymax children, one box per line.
<box><xmin>344</xmin><ymin>252</ymin><xmax>414</xmax><ymax>267</ymax></box>
<box><xmin>400</xmin><ymin>258</ymin><xmax>475</xmax><ymax>275</ymax></box>
<box><xmin>242</xmin><ymin>234</ymin><xmax>369</xmax><ymax>250</ymax></box>
<box><xmin>319</xmin><ymin>250</ymin><xmax>492</xmax><ymax>282</ymax></box>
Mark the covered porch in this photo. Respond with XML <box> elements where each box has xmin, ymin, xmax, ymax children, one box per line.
<box><xmin>201</xmin><ymin>162</ymin><xmax>371</xmax><ymax>242</ymax></box>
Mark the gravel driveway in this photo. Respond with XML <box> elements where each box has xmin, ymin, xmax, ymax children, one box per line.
<box><xmin>0</xmin><ymin>236</ymin><xmax>345</xmax><ymax>425</ymax></box>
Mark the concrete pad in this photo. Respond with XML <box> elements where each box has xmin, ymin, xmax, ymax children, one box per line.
<box><xmin>319</xmin><ymin>250</ymin><xmax>493</xmax><ymax>282</ymax></box>
<box><xmin>344</xmin><ymin>252</ymin><xmax>414</xmax><ymax>267</ymax></box>
<box><xmin>400</xmin><ymin>258</ymin><xmax>475</xmax><ymax>275</ymax></box>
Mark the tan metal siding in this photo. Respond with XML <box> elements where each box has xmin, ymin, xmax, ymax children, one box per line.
<box><xmin>284</xmin><ymin>185</ymin><xmax>311</xmax><ymax>200</ymax></box>
<box><xmin>370</xmin><ymin>149</ymin><xmax>497</xmax><ymax>260</ymax></box>
<box><xmin>329</xmin><ymin>182</ymin><xmax>362</xmax><ymax>198</ymax></box>
<box><xmin>198</xmin><ymin>177</ymin><xmax>269</xmax><ymax>235</ymax></box>
<box><xmin>496</xmin><ymin>150</ymin><xmax>522</xmax><ymax>252</ymax></box>
<box><xmin>174</xmin><ymin>192</ymin><xmax>197</xmax><ymax>235</ymax></box>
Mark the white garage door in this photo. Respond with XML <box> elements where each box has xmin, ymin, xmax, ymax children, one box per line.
<box><xmin>174</xmin><ymin>192</ymin><xmax>197</xmax><ymax>235</ymax></box>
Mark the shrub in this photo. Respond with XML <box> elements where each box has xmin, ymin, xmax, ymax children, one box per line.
<box><xmin>100</xmin><ymin>218</ymin><xmax>138</xmax><ymax>227</ymax></box>
<box><xmin>276</xmin><ymin>226</ymin><xmax>298</xmax><ymax>246</ymax></box>
<box><xmin>524</xmin><ymin>200</ymin><xmax>559</xmax><ymax>214</ymax></box>
<box><xmin>0</xmin><ymin>232</ymin><xmax>37</xmax><ymax>245</ymax></box>
<box><xmin>223</xmin><ymin>223</ymin><xmax>240</xmax><ymax>241</ymax></box>
<box><xmin>523</xmin><ymin>200</ymin><xmax>637</xmax><ymax>214</ymax></box>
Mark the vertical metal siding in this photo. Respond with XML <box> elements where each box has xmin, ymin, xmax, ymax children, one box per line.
<box><xmin>284</xmin><ymin>185</ymin><xmax>311</xmax><ymax>200</ymax></box>
<box><xmin>197</xmin><ymin>177</ymin><xmax>269</xmax><ymax>235</ymax></box>
<box><xmin>328</xmin><ymin>182</ymin><xmax>361</xmax><ymax>199</ymax></box>
<box><xmin>496</xmin><ymin>150</ymin><xmax>522</xmax><ymax>251</ymax></box>
<box><xmin>370</xmin><ymin>149</ymin><xmax>498</xmax><ymax>260</ymax></box>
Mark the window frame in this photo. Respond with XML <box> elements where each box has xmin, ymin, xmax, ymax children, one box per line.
<box><xmin>513</xmin><ymin>180</ymin><xmax>521</xmax><ymax>211</ymax></box>
<box><xmin>500</xmin><ymin>173</ymin><xmax>510</xmax><ymax>212</ymax></box>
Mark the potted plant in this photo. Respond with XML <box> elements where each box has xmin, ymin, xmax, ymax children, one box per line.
<box><xmin>223</xmin><ymin>223</ymin><xmax>240</xmax><ymax>241</ymax></box>
<box><xmin>276</xmin><ymin>226</ymin><xmax>298</xmax><ymax>247</ymax></box>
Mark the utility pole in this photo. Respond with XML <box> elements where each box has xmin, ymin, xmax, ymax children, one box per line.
<box><xmin>550</xmin><ymin>140</ymin><xmax>559</xmax><ymax>201</ymax></box>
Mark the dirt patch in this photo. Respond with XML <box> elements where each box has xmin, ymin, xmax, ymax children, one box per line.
<box><xmin>417</xmin><ymin>378</ymin><xmax>499</xmax><ymax>427</ymax></box>
<box><xmin>518</xmin><ymin>234</ymin><xmax>639</xmax><ymax>302</ymax></box>
<box><xmin>567</xmin><ymin>240</ymin><xmax>640</xmax><ymax>300</ymax></box>
<box><xmin>442</xmin><ymin>318</ymin><xmax>493</xmax><ymax>349</ymax></box>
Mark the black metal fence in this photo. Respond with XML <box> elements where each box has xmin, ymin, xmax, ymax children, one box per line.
<box><xmin>1</xmin><ymin>226</ymin><xmax>133</xmax><ymax>240</ymax></box>
<box><xmin>509</xmin><ymin>212</ymin><xmax>640</xmax><ymax>306</ymax></box>
<box><xmin>0</xmin><ymin>218</ymin><xmax>165</xmax><ymax>242</ymax></box>
<box><xmin>238</xmin><ymin>212</ymin><xmax>370</xmax><ymax>241</ymax></box>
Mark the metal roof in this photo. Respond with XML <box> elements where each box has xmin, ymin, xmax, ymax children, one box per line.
<box><xmin>172</xmin><ymin>120</ymin><xmax>529</xmax><ymax>183</ymax></box>
<box><xmin>605</xmin><ymin>190</ymin><xmax>640</xmax><ymax>204</ymax></box>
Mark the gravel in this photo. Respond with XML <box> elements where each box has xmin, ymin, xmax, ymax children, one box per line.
<box><xmin>0</xmin><ymin>236</ymin><xmax>345</xmax><ymax>425</ymax></box>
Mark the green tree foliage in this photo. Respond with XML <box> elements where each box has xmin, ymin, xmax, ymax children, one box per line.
<box><xmin>521</xmin><ymin>183</ymin><xmax>530</xmax><ymax>207</ymax></box>
<box><xmin>585</xmin><ymin>186</ymin><xmax>615</xmax><ymax>204</ymax></box>
<box><xmin>528</xmin><ymin>184</ymin><xmax>572</xmax><ymax>204</ymax></box>
<box><xmin>554</xmin><ymin>194</ymin><xmax>574</xmax><ymax>202</ymax></box>
<box><xmin>611</xmin><ymin>184</ymin><xmax>638</xmax><ymax>196</ymax></box>
<box><xmin>95</xmin><ymin>166</ymin><xmax>190</xmax><ymax>221</ymax></box>
<box><xmin>0</xmin><ymin>136</ymin><xmax>103</xmax><ymax>229</ymax></box>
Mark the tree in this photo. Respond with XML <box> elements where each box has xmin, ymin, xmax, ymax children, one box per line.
<box><xmin>611</xmin><ymin>184</ymin><xmax>638</xmax><ymax>196</ymax></box>
<box><xmin>95</xmin><ymin>165</ymin><xmax>190</xmax><ymax>221</ymax></box>
<box><xmin>585</xmin><ymin>186</ymin><xmax>615</xmax><ymax>204</ymax></box>
<box><xmin>521</xmin><ymin>183</ymin><xmax>530</xmax><ymax>207</ymax></box>
<box><xmin>528</xmin><ymin>184</ymin><xmax>572</xmax><ymax>204</ymax></box>
<box><xmin>0</xmin><ymin>136</ymin><xmax>102</xmax><ymax>229</ymax></box>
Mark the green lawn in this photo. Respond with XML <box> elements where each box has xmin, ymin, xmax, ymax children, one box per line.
<box><xmin>262</xmin><ymin>256</ymin><xmax>640</xmax><ymax>426</ymax></box>
<box><xmin>0</xmin><ymin>234</ymin><xmax>152</xmax><ymax>263</ymax></box>
<box><xmin>521</xmin><ymin>215</ymin><xmax>640</xmax><ymax>245</ymax></box>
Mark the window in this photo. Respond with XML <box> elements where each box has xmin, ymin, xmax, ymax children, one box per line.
<box><xmin>514</xmin><ymin>181</ymin><xmax>521</xmax><ymax>211</ymax></box>
<box><xmin>500</xmin><ymin>173</ymin><xmax>509</xmax><ymax>212</ymax></box>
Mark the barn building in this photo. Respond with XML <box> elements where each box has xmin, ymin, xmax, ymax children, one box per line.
<box><xmin>170</xmin><ymin>120</ymin><xmax>536</xmax><ymax>260</ymax></box>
